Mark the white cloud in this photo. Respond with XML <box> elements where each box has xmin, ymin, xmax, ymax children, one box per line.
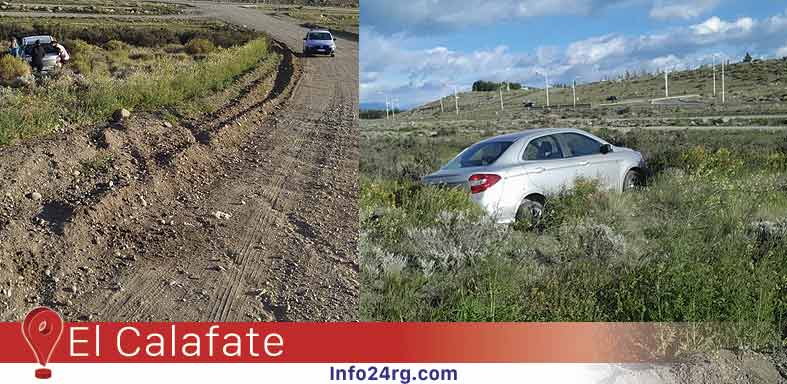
<box><xmin>362</xmin><ymin>0</ymin><xmax>629</xmax><ymax>34</ymax></box>
<box><xmin>649</xmin><ymin>0</ymin><xmax>719</xmax><ymax>20</ymax></box>
<box><xmin>567</xmin><ymin>35</ymin><xmax>628</xmax><ymax>65</ymax></box>
<box><xmin>690</xmin><ymin>16</ymin><xmax>755</xmax><ymax>36</ymax></box>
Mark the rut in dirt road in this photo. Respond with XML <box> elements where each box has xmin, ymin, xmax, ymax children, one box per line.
<box><xmin>0</xmin><ymin>3</ymin><xmax>359</xmax><ymax>322</ymax></box>
<box><xmin>81</xmin><ymin>4</ymin><xmax>360</xmax><ymax>322</ymax></box>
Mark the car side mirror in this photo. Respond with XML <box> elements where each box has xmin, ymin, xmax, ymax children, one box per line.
<box><xmin>303</xmin><ymin>38</ymin><xmax>307</xmax><ymax>40</ymax></box>
<box><xmin>600</xmin><ymin>144</ymin><xmax>613</xmax><ymax>154</ymax></box>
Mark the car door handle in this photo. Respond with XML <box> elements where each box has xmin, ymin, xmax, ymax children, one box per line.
<box><xmin>577</xmin><ymin>161</ymin><xmax>590</xmax><ymax>166</ymax></box>
<box><xmin>527</xmin><ymin>167</ymin><xmax>546</xmax><ymax>174</ymax></box>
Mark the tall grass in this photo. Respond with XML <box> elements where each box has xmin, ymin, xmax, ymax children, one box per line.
<box><xmin>0</xmin><ymin>38</ymin><xmax>271</xmax><ymax>145</ymax></box>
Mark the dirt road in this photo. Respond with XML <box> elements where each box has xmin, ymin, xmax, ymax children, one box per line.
<box><xmin>0</xmin><ymin>3</ymin><xmax>359</xmax><ymax>321</ymax></box>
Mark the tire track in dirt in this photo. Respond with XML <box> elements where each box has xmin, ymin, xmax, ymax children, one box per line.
<box><xmin>86</xmin><ymin>46</ymin><xmax>307</xmax><ymax>321</ymax></box>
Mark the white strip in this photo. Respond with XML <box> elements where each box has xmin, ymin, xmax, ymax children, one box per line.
<box><xmin>2</xmin><ymin>363</ymin><xmax>674</xmax><ymax>383</ymax></box>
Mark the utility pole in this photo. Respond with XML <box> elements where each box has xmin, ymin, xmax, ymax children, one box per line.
<box><xmin>454</xmin><ymin>87</ymin><xmax>460</xmax><ymax>116</ymax></box>
<box><xmin>721</xmin><ymin>59</ymin><xmax>727</xmax><ymax>104</ymax></box>
<box><xmin>499</xmin><ymin>87</ymin><xmax>504</xmax><ymax>111</ymax></box>
<box><xmin>664</xmin><ymin>69</ymin><xmax>669</xmax><ymax>97</ymax></box>
<box><xmin>572</xmin><ymin>78</ymin><xmax>577</xmax><ymax>108</ymax></box>
<box><xmin>544</xmin><ymin>73</ymin><xmax>550</xmax><ymax>107</ymax></box>
<box><xmin>712</xmin><ymin>55</ymin><xmax>717</xmax><ymax>97</ymax></box>
<box><xmin>392</xmin><ymin>99</ymin><xmax>398</xmax><ymax>119</ymax></box>
<box><xmin>384</xmin><ymin>97</ymin><xmax>389</xmax><ymax>120</ymax></box>
<box><xmin>439</xmin><ymin>97</ymin><xmax>444</xmax><ymax>113</ymax></box>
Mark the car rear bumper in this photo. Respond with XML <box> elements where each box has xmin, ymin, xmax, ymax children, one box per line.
<box><xmin>471</xmin><ymin>188</ymin><xmax>517</xmax><ymax>224</ymax></box>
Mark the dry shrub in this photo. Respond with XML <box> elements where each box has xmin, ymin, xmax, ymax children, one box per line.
<box><xmin>0</xmin><ymin>55</ymin><xmax>31</xmax><ymax>82</ymax></box>
<box><xmin>185</xmin><ymin>38</ymin><xmax>215</xmax><ymax>55</ymax></box>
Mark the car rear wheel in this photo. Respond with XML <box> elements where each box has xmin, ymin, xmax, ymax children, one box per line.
<box><xmin>515</xmin><ymin>198</ymin><xmax>544</xmax><ymax>228</ymax></box>
<box><xmin>622</xmin><ymin>169</ymin><xmax>642</xmax><ymax>192</ymax></box>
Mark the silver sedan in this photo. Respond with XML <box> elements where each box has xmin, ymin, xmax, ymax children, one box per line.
<box><xmin>422</xmin><ymin>128</ymin><xmax>647</xmax><ymax>224</ymax></box>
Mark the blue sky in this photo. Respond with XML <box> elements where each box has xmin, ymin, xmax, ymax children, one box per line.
<box><xmin>360</xmin><ymin>0</ymin><xmax>787</xmax><ymax>108</ymax></box>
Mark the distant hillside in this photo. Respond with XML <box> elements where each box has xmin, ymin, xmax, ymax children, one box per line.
<box><xmin>407</xmin><ymin>56</ymin><xmax>787</xmax><ymax>120</ymax></box>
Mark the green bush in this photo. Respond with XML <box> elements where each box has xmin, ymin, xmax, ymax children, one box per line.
<box><xmin>0</xmin><ymin>55</ymin><xmax>31</xmax><ymax>82</ymax></box>
<box><xmin>69</xmin><ymin>40</ymin><xmax>108</xmax><ymax>75</ymax></box>
<box><xmin>103</xmin><ymin>40</ymin><xmax>128</xmax><ymax>51</ymax></box>
<box><xmin>185</xmin><ymin>38</ymin><xmax>216</xmax><ymax>55</ymax></box>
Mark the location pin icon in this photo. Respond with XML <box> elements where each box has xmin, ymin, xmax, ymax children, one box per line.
<box><xmin>22</xmin><ymin>307</ymin><xmax>64</xmax><ymax>379</ymax></box>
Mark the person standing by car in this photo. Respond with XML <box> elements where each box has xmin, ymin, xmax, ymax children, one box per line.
<box><xmin>51</xmin><ymin>39</ymin><xmax>70</xmax><ymax>65</ymax></box>
<box><xmin>30</xmin><ymin>40</ymin><xmax>45</xmax><ymax>73</ymax></box>
<box><xmin>9</xmin><ymin>37</ymin><xmax>19</xmax><ymax>57</ymax></box>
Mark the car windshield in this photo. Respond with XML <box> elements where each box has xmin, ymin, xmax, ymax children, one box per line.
<box><xmin>308</xmin><ymin>32</ymin><xmax>332</xmax><ymax>40</ymax></box>
<box><xmin>442</xmin><ymin>141</ymin><xmax>513</xmax><ymax>169</ymax></box>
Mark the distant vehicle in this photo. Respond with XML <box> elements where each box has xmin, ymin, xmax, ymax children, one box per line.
<box><xmin>422</xmin><ymin>128</ymin><xmax>647</xmax><ymax>225</ymax></box>
<box><xmin>606</xmin><ymin>96</ymin><xmax>619</xmax><ymax>102</ymax></box>
<box><xmin>303</xmin><ymin>29</ymin><xmax>336</xmax><ymax>57</ymax></box>
<box><xmin>20</xmin><ymin>35</ymin><xmax>66</xmax><ymax>72</ymax></box>
<box><xmin>523</xmin><ymin>101</ymin><xmax>536</xmax><ymax>108</ymax></box>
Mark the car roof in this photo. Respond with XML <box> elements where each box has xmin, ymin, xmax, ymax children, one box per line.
<box><xmin>22</xmin><ymin>35</ymin><xmax>53</xmax><ymax>43</ymax></box>
<box><xmin>308</xmin><ymin>29</ymin><xmax>331</xmax><ymax>34</ymax></box>
<box><xmin>478</xmin><ymin>128</ymin><xmax>596</xmax><ymax>144</ymax></box>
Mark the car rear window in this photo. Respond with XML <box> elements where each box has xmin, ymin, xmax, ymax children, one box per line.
<box><xmin>443</xmin><ymin>141</ymin><xmax>513</xmax><ymax>169</ymax></box>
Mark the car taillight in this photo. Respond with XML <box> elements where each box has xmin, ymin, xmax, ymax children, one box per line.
<box><xmin>468</xmin><ymin>174</ymin><xmax>501</xmax><ymax>194</ymax></box>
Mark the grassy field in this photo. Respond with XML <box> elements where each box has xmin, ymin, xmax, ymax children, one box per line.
<box><xmin>0</xmin><ymin>1</ymin><xmax>185</xmax><ymax>15</ymax></box>
<box><xmin>0</xmin><ymin>17</ymin><xmax>272</xmax><ymax>145</ymax></box>
<box><xmin>360</xmin><ymin>119</ymin><xmax>787</xmax><ymax>351</ymax></box>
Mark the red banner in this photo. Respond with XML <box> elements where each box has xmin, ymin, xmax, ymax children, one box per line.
<box><xmin>3</xmin><ymin>320</ymin><xmax>660</xmax><ymax>364</ymax></box>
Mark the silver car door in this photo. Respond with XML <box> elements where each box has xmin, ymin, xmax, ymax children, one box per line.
<box><xmin>520</xmin><ymin>134</ymin><xmax>584</xmax><ymax>195</ymax></box>
<box><xmin>556</xmin><ymin>133</ymin><xmax>620</xmax><ymax>189</ymax></box>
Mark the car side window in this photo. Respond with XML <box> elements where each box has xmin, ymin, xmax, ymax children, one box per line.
<box><xmin>523</xmin><ymin>135</ymin><xmax>563</xmax><ymax>161</ymax></box>
<box><xmin>558</xmin><ymin>133</ymin><xmax>602</xmax><ymax>157</ymax></box>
